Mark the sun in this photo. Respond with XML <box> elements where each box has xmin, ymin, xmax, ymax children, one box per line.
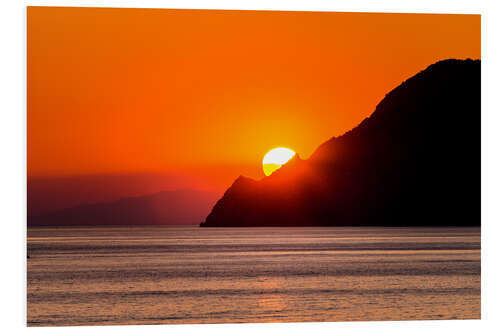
<box><xmin>262</xmin><ymin>147</ymin><xmax>296</xmax><ymax>176</ymax></box>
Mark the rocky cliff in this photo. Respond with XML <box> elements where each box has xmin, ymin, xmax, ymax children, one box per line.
<box><xmin>201</xmin><ymin>59</ymin><xmax>481</xmax><ymax>227</ymax></box>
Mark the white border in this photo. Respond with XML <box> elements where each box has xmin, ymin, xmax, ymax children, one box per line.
<box><xmin>1</xmin><ymin>0</ymin><xmax>499</xmax><ymax>332</ymax></box>
<box><xmin>17</xmin><ymin>0</ymin><xmax>486</xmax><ymax>14</ymax></box>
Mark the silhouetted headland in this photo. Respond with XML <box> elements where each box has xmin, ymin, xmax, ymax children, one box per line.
<box><xmin>201</xmin><ymin>59</ymin><xmax>480</xmax><ymax>227</ymax></box>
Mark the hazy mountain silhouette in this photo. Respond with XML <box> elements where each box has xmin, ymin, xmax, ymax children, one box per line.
<box><xmin>29</xmin><ymin>189</ymin><xmax>220</xmax><ymax>226</ymax></box>
<box><xmin>28</xmin><ymin>172</ymin><xmax>226</xmax><ymax>216</ymax></box>
<box><xmin>201</xmin><ymin>59</ymin><xmax>481</xmax><ymax>227</ymax></box>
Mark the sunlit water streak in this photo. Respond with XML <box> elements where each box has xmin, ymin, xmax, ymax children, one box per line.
<box><xmin>27</xmin><ymin>226</ymin><xmax>480</xmax><ymax>326</ymax></box>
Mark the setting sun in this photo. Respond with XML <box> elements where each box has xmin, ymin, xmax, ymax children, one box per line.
<box><xmin>262</xmin><ymin>147</ymin><xmax>296</xmax><ymax>176</ymax></box>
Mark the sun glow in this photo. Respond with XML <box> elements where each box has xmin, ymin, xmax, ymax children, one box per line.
<box><xmin>262</xmin><ymin>147</ymin><xmax>296</xmax><ymax>176</ymax></box>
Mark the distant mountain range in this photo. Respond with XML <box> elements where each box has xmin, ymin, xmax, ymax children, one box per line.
<box><xmin>201</xmin><ymin>59</ymin><xmax>481</xmax><ymax>227</ymax></box>
<box><xmin>27</xmin><ymin>172</ymin><xmax>221</xmax><ymax>216</ymax></box>
<box><xmin>28</xmin><ymin>189</ymin><xmax>220</xmax><ymax>226</ymax></box>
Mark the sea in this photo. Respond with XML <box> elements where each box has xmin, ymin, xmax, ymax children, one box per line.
<box><xmin>27</xmin><ymin>226</ymin><xmax>481</xmax><ymax>326</ymax></box>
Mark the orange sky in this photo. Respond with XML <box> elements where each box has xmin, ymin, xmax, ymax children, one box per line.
<box><xmin>27</xmin><ymin>7</ymin><xmax>480</xmax><ymax>188</ymax></box>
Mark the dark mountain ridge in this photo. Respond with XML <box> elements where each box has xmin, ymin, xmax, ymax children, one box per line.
<box><xmin>201</xmin><ymin>59</ymin><xmax>481</xmax><ymax>227</ymax></box>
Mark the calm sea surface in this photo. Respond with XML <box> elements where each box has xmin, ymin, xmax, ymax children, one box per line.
<box><xmin>27</xmin><ymin>226</ymin><xmax>480</xmax><ymax>326</ymax></box>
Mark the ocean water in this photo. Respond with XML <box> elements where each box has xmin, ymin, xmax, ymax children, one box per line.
<box><xmin>27</xmin><ymin>226</ymin><xmax>480</xmax><ymax>326</ymax></box>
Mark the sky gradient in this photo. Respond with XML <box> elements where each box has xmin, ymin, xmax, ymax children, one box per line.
<box><xmin>27</xmin><ymin>8</ymin><xmax>480</xmax><ymax>203</ymax></box>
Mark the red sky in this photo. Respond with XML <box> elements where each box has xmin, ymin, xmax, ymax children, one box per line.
<box><xmin>27</xmin><ymin>7</ymin><xmax>480</xmax><ymax>211</ymax></box>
